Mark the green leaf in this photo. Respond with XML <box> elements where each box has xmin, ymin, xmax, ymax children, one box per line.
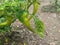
<box><xmin>33</xmin><ymin>16</ymin><xmax>44</xmax><ymax>38</ymax></box>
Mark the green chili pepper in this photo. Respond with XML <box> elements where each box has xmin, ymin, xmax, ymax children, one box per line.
<box><xmin>16</xmin><ymin>11</ymin><xmax>35</xmax><ymax>33</ymax></box>
<box><xmin>0</xmin><ymin>15</ymin><xmax>13</xmax><ymax>28</ymax></box>
<box><xmin>33</xmin><ymin>1</ymin><xmax>39</xmax><ymax>15</ymax></box>
<box><xmin>28</xmin><ymin>0</ymin><xmax>39</xmax><ymax>20</ymax></box>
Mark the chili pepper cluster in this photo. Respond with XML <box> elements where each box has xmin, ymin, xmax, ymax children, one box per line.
<box><xmin>0</xmin><ymin>0</ymin><xmax>39</xmax><ymax>33</ymax></box>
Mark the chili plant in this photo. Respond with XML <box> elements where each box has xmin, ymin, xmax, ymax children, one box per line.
<box><xmin>50</xmin><ymin>0</ymin><xmax>60</xmax><ymax>12</ymax></box>
<box><xmin>42</xmin><ymin>0</ymin><xmax>60</xmax><ymax>12</ymax></box>
<box><xmin>0</xmin><ymin>0</ymin><xmax>44</xmax><ymax>38</ymax></box>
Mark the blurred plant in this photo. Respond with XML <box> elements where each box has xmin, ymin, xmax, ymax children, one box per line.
<box><xmin>42</xmin><ymin>0</ymin><xmax>60</xmax><ymax>12</ymax></box>
<box><xmin>50</xmin><ymin>0</ymin><xmax>59</xmax><ymax>12</ymax></box>
<box><xmin>33</xmin><ymin>16</ymin><xmax>44</xmax><ymax>38</ymax></box>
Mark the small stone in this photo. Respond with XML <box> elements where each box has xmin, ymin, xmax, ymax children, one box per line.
<box><xmin>45</xmin><ymin>31</ymin><xmax>48</xmax><ymax>36</ymax></box>
<box><xmin>58</xmin><ymin>16</ymin><xmax>60</xmax><ymax>18</ymax></box>
<box><xmin>53</xmin><ymin>26</ymin><xmax>56</xmax><ymax>29</ymax></box>
<box><xmin>48</xmin><ymin>17</ymin><xmax>50</xmax><ymax>19</ymax></box>
<box><xmin>50</xmin><ymin>42</ymin><xmax>55</xmax><ymax>45</ymax></box>
<box><xmin>50</xmin><ymin>33</ymin><xmax>53</xmax><ymax>35</ymax></box>
<box><xmin>39</xmin><ymin>44</ymin><xmax>42</xmax><ymax>45</ymax></box>
<box><xmin>54</xmin><ymin>37</ymin><xmax>58</xmax><ymax>41</ymax></box>
<box><xmin>52</xmin><ymin>14</ymin><xmax>56</xmax><ymax>18</ymax></box>
<box><xmin>17</xmin><ymin>25</ymin><xmax>19</xmax><ymax>27</ymax></box>
<box><xmin>58</xmin><ymin>30</ymin><xmax>60</xmax><ymax>33</ymax></box>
